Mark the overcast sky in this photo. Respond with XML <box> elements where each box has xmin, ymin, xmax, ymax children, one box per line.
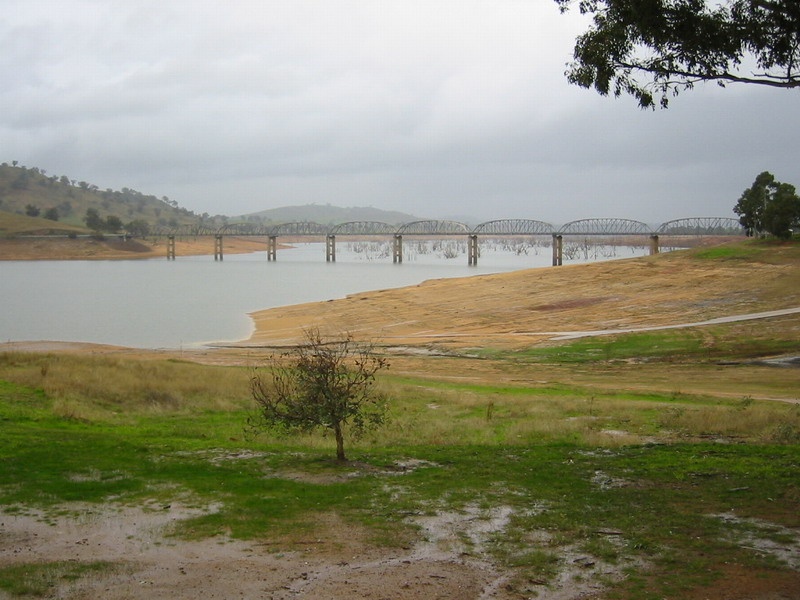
<box><xmin>3</xmin><ymin>0</ymin><xmax>798</xmax><ymax>225</ymax></box>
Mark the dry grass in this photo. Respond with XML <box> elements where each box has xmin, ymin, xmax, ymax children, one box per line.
<box><xmin>361</xmin><ymin>377</ymin><xmax>800</xmax><ymax>447</ymax></box>
<box><xmin>658</xmin><ymin>399</ymin><xmax>800</xmax><ymax>443</ymax></box>
<box><xmin>243</xmin><ymin>241</ymin><xmax>800</xmax><ymax>352</ymax></box>
<box><xmin>3</xmin><ymin>348</ymin><xmax>796</xmax><ymax>447</ymax></box>
<box><xmin>0</xmin><ymin>352</ymin><xmax>251</xmax><ymax>422</ymax></box>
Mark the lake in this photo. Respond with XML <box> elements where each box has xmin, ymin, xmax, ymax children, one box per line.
<box><xmin>1</xmin><ymin>240</ymin><xmax>652</xmax><ymax>348</ymax></box>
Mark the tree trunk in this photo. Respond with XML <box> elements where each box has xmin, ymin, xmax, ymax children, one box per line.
<box><xmin>334</xmin><ymin>423</ymin><xmax>346</xmax><ymax>462</ymax></box>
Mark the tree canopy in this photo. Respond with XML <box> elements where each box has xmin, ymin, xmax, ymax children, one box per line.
<box><xmin>555</xmin><ymin>0</ymin><xmax>800</xmax><ymax>108</ymax></box>
<box><xmin>734</xmin><ymin>171</ymin><xmax>800</xmax><ymax>239</ymax></box>
<box><xmin>248</xmin><ymin>330</ymin><xmax>389</xmax><ymax>461</ymax></box>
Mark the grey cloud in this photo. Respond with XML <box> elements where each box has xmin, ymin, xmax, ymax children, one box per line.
<box><xmin>3</xmin><ymin>0</ymin><xmax>798</xmax><ymax>224</ymax></box>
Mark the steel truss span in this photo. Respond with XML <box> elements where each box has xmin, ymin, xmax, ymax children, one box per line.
<box><xmin>154</xmin><ymin>217</ymin><xmax>742</xmax><ymax>239</ymax></box>
<box><xmin>328</xmin><ymin>221</ymin><xmax>397</xmax><ymax>236</ymax></box>
<box><xmin>150</xmin><ymin>216</ymin><xmax>745</xmax><ymax>264</ymax></box>
<box><xmin>266</xmin><ymin>221</ymin><xmax>330</xmax><ymax>236</ymax></box>
<box><xmin>656</xmin><ymin>217</ymin><xmax>744</xmax><ymax>235</ymax></box>
<box><xmin>217</xmin><ymin>223</ymin><xmax>270</xmax><ymax>236</ymax></box>
<box><xmin>472</xmin><ymin>219</ymin><xmax>553</xmax><ymax>235</ymax></box>
<box><xmin>397</xmin><ymin>220</ymin><xmax>471</xmax><ymax>235</ymax></box>
<box><xmin>558</xmin><ymin>218</ymin><xmax>653</xmax><ymax>236</ymax></box>
<box><xmin>153</xmin><ymin>224</ymin><xmax>218</xmax><ymax>237</ymax></box>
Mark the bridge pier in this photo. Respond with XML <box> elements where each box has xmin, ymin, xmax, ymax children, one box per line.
<box><xmin>267</xmin><ymin>236</ymin><xmax>277</xmax><ymax>261</ymax></box>
<box><xmin>551</xmin><ymin>234</ymin><xmax>563</xmax><ymax>266</ymax></box>
<box><xmin>326</xmin><ymin>234</ymin><xmax>336</xmax><ymax>262</ymax></box>
<box><xmin>393</xmin><ymin>234</ymin><xmax>403</xmax><ymax>264</ymax></box>
<box><xmin>214</xmin><ymin>234</ymin><xmax>223</xmax><ymax>261</ymax></box>
<box><xmin>468</xmin><ymin>234</ymin><xmax>479</xmax><ymax>266</ymax></box>
<box><xmin>167</xmin><ymin>235</ymin><xmax>176</xmax><ymax>260</ymax></box>
<box><xmin>649</xmin><ymin>234</ymin><xmax>659</xmax><ymax>255</ymax></box>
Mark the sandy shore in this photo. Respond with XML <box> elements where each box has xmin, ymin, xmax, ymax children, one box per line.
<box><xmin>239</xmin><ymin>248</ymin><xmax>799</xmax><ymax>352</ymax></box>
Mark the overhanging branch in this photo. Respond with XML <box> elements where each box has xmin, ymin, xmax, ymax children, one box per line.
<box><xmin>617</xmin><ymin>61</ymin><xmax>800</xmax><ymax>88</ymax></box>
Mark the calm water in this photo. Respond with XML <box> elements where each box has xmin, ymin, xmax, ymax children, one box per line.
<box><xmin>1</xmin><ymin>241</ymin><xmax>650</xmax><ymax>348</ymax></box>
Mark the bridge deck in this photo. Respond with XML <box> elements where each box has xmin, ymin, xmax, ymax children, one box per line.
<box><xmin>145</xmin><ymin>216</ymin><xmax>744</xmax><ymax>264</ymax></box>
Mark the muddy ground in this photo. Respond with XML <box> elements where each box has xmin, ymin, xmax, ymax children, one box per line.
<box><xmin>0</xmin><ymin>500</ymin><xmax>517</xmax><ymax>600</ymax></box>
<box><xmin>2</xmin><ymin>485</ymin><xmax>799</xmax><ymax>599</ymax></box>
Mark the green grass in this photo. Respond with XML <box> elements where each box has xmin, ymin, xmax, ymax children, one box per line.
<box><xmin>0</xmin><ymin>561</ymin><xmax>119</xmax><ymax>597</ymax></box>
<box><xmin>0</xmin><ymin>349</ymin><xmax>798</xmax><ymax>598</ymax></box>
<box><xmin>475</xmin><ymin>319</ymin><xmax>800</xmax><ymax>364</ymax></box>
<box><xmin>691</xmin><ymin>238</ymin><xmax>800</xmax><ymax>263</ymax></box>
<box><xmin>0</xmin><ymin>211</ymin><xmax>87</xmax><ymax>236</ymax></box>
<box><xmin>693</xmin><ymin>244</ymin><xmax>765</xmax><ymax>261</ymax></box>
<box><xmin>511</xmin><ymin>331</ymin><xmax>708</xmax><ymax>363</ymax></box>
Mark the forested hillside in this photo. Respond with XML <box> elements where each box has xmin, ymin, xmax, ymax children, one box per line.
<box><xmin>1</xmin><ymin>163</ymin><xmax>422</xmax><ymax>237</ymax></box>
<box><xmin>0</xmin><ymin>162</ymin><xmax>201</xmax><ymax>235</ymax></box>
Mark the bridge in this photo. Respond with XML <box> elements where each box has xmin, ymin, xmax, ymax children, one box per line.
<box><xmin>156</xmin><ymin>216</ymin><xmax>744</xmax><ymax>266</ymax></box>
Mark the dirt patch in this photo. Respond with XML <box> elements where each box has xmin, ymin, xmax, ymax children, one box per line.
<box><xmin>0</xmin><ymin>499</ymin><xmax>649</xmax><ymax>600</ymax></box>
<box><xmin>3</xmin><ymin>499</ymin><xmax>799</xmax><ymax>600</ymax></box>
<box><xmin>677</xmin><ymin>513</ymin><xmax>800</xmax><ymax>600</ymax></box>
<box><xmin>0</xmin><ymin>502</ymin><xmax>519</xmax><ymax>599</ymax></box>
<box><xmin>684</xmin><ymin>563</ymin><xmax>800</xmax><ymax>600</ymax></box>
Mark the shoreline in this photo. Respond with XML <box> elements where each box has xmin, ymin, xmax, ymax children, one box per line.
<box><xmin>0</xmin><ymin>235</ymin><xmax>271</xmax><ymax>261</ymax></box>
<box><xmin>4</xmin><ymin>242</ymin><xmax>799</xmax><ymax>360</ymax></box>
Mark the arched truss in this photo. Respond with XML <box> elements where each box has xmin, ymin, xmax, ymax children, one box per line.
<box><xmin>150</xmin><ymin>216</ymin><xmax>745</xmax><ymax>241</ymax></box>
<box><xmin>266</xmin><ymin>221</ymin><xmax>329</xmax><ymax>236</ymax></box>
<box><xmin>328</xmin><ymin>221</ymin><xmax>397</xmax><ymax>236</ymax></box>
<box><xmin>471</xmin><ymin>219</ymin><xmax>553</xmax><ymax>235</ymax></box>
<box><xmin>216</xmin><ymin>222</ymin><xmax>271</xmax><ymax>236</ymax></box>
<box><xmin>396</xmin><ymin>220</ymin><xmax>471</xmax><ymax>235</ymax></box>
<box><xmin>656</xmin><ymin>217</ymin><xmax>745</xmax><ymax>235</ymax></box>
<box><xmin>153</xmin><ymin>224</ymin><xmax>217</xmax><ymax>237</ymax></box>
<box><xmin>559</xmin><ymin>218</ymin><xmax>653</xmax><ymax>236</ymax></box>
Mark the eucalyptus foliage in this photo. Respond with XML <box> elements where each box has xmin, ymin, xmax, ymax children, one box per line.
<box><xmin>249</xmin><ymin>330</ymin><xmax>389</xmax><ymax>461</ymax></box>
<box><xmin>555</xmin><ymin>0</ymin><xmax>800</xmax><ymax>108</ymax></box>
<box><xmin>734</xmin><ymin>171</ymin><xmax>800</xmax><ymax>239</ymax></box>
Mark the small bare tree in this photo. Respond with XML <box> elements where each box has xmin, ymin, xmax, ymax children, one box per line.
<box><xmin>248</xmin><ymin>329</ymin><xmax>389</xmax><ymax>461</ymax></box>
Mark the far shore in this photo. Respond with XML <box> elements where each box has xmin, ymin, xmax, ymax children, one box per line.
<box><xmin>0</xmin><ymin>235</ymin><xmax>279</xmax><ymax>260</ymax></box>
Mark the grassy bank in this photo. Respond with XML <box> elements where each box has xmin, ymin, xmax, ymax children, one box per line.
<box><xmin>1</xmin><ymin>345</ymin><xmax>798</xmax><ymax>598</ymax></box>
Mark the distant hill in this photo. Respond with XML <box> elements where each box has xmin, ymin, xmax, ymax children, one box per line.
<box><xmin>0</xmin><ymin>162</ymin><xmax>202</xmax><ymax>235</ymax></box>
<box><xmin>238</xmin><ymin>204</ymin><xmax>422</xmax><ymax>225</ymax></box>
<box><xmin>0</xmin><ymin>162</ymin><xmax>425</xmax><ymax>237</ymax></box>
